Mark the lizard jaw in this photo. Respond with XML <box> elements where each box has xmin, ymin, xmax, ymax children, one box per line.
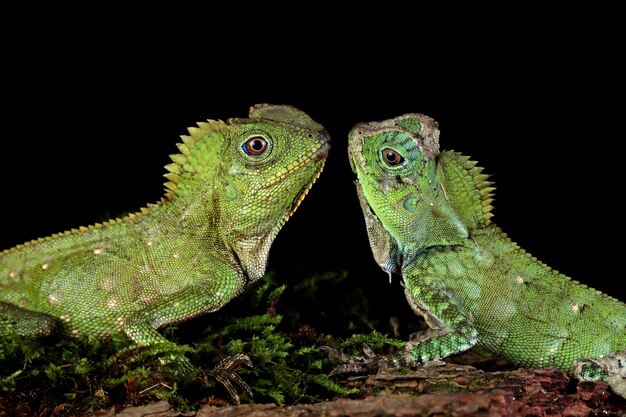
<box><xmin>279</xmin><ymin>139</ymin><xmax>330</xmax><ymax>228</ymax></box>
<box><xmin>280</xmin><ymin>163</ymin><xmax>325</xmax><ymax>227</ymax></box>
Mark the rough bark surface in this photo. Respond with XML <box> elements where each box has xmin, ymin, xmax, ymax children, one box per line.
<box><xmin>84</xmin><ymin>365</ymin><xmax>625</xmax><ymax>417</ymax></box>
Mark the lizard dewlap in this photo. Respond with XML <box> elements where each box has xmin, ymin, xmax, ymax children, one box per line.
<box><xmin>344</xmin><ymin>113</ymin><xmax>625</xmax><ymax>398</ymax></box>
<box><xmin>0</xmin><ymin>104</ymin><xmax>330</xmax><ymax>375</ymax></box>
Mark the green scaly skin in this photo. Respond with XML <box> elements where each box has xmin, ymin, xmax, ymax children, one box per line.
<box><xmin>0</xmin><ymin>104</ymin><xmax>330</xmax><ymax>373</ymax></box>
<box><xmin>345</xmin><ymin>114</ymin><xmax>626</xmax><ymax>397</ymax></box>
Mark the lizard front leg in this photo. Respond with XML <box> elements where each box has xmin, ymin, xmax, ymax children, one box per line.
<box><xmin>111</xmin><ymin>262</ymin><xmax>252</xmax><ymax>402</ymax></box>
<box><xmin>380</xmin><ymin>260</ymin><xmax>478</xmax><ymax>371</ymax></box>
<box><xmin>119</xmin><ymin>261</ymin><xmax>245</xmax><ymax>360</ymax></box>
<box><xmin>328</xmin><ymin>259</ymin><xmax>478</xmax><ymax>374</ymax></box>
<box><xmin>115</xmin><ymin>263</ymin><xmax>244</xmax><ymax>373</ymax></box>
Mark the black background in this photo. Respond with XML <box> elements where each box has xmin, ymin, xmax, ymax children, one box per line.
<box><xmin>1</xmin><ymin>23</ymin><xmax>624</xmax><ymax>305</ymax></box>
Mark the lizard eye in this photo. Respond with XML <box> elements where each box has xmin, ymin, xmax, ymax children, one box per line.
<box><xmin>242</xmin><ymin>136</ymin><xmax>269</xmax><ymax>156</ymax></box>
<box><xmin>382</xmin><ymin>148</ymin><xmax>404</xmax><ymax>166</ymax></box>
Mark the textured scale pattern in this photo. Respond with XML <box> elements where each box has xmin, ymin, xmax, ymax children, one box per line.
<box><xmin>0</xmin><ymin>104</ymin><xmax>330</xmax><ymax>356</ymax></box>
<box><xmin>347</xmin><ymin>113</ymin><xmax>626</xmax><ymax>397</ymax></box>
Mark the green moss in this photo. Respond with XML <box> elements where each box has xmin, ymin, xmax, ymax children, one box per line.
<box><xmin>0</xmin><ymin>270</ymin><xmax>375</xmax><ymax>414</ymax></box>
<box><xmin>340</xmin><ymin>330</ymin><xmax>406</xmax><ymax>354</ymax></box>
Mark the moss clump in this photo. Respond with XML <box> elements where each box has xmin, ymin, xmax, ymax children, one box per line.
<box><xmin>1</xmin><ymin>271</ymin><xmax>388</xmax><ymax>414</ymax></box>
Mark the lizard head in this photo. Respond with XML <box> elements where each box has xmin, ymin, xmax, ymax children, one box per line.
<box><xmin>224</xmin><ymin>103</ymin><xmax>330</xmax><ymax>231</ymax></box>
<box><xmin>166</xmin><ymin>104</ymin><xmax>329</xmax><ymax>281</ymax></box>
<box><xmin>348</xmin><ymin>114</ymin><xmax>440</xmax><ymax>273</ymax></box>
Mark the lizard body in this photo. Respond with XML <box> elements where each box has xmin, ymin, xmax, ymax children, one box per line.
<box><xmin>346</xmin><ymin>114</ymin><xmax>625</xmax><ymax>397</ymax></box>
<box><xmin>0</xmin><ymin>104</ymin><xmax>329</xmax><ymax>360</ymax></box>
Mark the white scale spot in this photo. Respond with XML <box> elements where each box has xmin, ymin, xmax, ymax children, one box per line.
<box><xmin>60</xmin><ymin>314</ymin><xmax>71</xmax><ymax>323</ymax></box>
<box><xmin>71</xmin><ymin>329</ymin><xmax>79</xmax><ymax>336</ymax></box>
<box><xmin>515</xmin><ymin>276</ymin><xmax>524</xmax><ymax>284</ymax></box>
<box><xmin>140</xmin><ymin>293</ymin><xmax>156</xmax><ymax>304</ymax></box>
<box><xmin>107</xmin><ymin>297</ymin><xmax>119</xmax><ymax>308</ymax></box>
<box><xmin>571</xmin><ymin>303</ymin><xmax>579</xmax><ymax>312</ymax></box>
<box><xmin>172</xmin><ymin>253</ymin><xmax>180</xmax><ymax>259</ymax></box>
<box><xmin>147</xmin><ymin>241</ymin><xmax>153</xmax><ymax>247</ymax></box>
<box><xmin>101</xmin><ymin>278</ymin><xmax>114</xmax><ymax>291</ymax></box>
<box><xmin>116</xmin><ymin>316</ymin><xmax>125</xmax><ymax>326</ymax></box>
<box><xmin>93</xmin><ymin>248</ymin><xmax>103</xmax><ymax>255</ymax></box>
<box><xmin>138</xmin><ymin>265</ymin><xmax>152</xmax><ymax>274</ymax></box>
<box><xmin>41</xmin><ymin>263</ymin><xmax>49</xmax><ymax>270</ymax></box>
<box><xmin>8</xmin><ymin>271</ymin><xmax>16</xmax><ymax>278</ymax></box>
<box><xmin>48</xmin><ymin>294</ymin><xmax>60</xmax><ymax>305</ymax></box>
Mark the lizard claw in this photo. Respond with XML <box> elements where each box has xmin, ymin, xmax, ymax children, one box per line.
<box><xmin>204</xmin><ymin>353</ymin><xmax>253</xmax><ymax>405</ymax></box>
<box><xmin>321</xmin><ymin>344</ymin><xmax>381</xmax><ymax>376</ymax></box>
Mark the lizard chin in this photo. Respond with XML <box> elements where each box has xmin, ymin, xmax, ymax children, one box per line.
<box><xmin>280</xmin><ymin>163</ymin><xmax>325</xmax><ymax>228</ymax></box>
<box><xmin>278</xmin><ymin>139</ymin><xmax>330</xmax><ymax>228</ymax></box>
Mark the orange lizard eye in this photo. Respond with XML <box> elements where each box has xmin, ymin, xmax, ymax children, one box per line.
<box><xmin>243</xmin><ymin>136</ymin><xmax>269</xmax><ymax>156</ymax></box>
<box><xmin>382</xmin><ymin>148</ymin><xmax>404</xmax><ymax>166</ymax></box>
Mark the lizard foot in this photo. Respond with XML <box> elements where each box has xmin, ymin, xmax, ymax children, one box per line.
<box><xmin>107</xmin><ymin>343</ymin><xmax>195</xmax><ymax>377</ymax></box>
<box><xmin>201</xmin><ymin>353</ymin><xmax>253</xmax><ymax>405</ymax></box>
<box><xmin>321</xmin><ymin>344</ymin><xmax>381</xmax><ymax>375</ymax></box>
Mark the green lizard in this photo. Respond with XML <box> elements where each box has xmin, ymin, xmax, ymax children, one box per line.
<box><xmin>341</xmin><ymin>113</ymin><xmax>625</xmax><ymax>397</ymax></box>
<box><xmin>0</xmin><ymin>104</ymin><xmax>330</xmax><ymax>382</ymax></box>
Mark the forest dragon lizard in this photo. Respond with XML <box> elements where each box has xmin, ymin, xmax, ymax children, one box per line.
<box><xmin>0</xmin><ymin>105</ymin><xmax>330</xmax><ymax>392</ymax></box>
<box><xmin>340</xmin><ymin>113</ymin><xmax>625</xmax><ymax>398</ymax></box>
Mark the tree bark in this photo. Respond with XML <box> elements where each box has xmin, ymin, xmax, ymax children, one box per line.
<box><xmin>90</xmin><ymin>365</ymin><xmax>625</xmax><ymax>417</ymax></box>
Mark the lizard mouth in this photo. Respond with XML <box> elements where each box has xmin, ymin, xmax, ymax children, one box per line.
<box><xmin>311</xmin><ymin>139</ymin><xmax>331</xmax><ymax>161</ymax></box>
